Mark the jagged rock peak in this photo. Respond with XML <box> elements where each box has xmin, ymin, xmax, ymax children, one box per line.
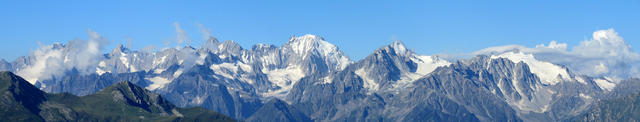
<box><xmin>111</xmin><ymin>44</ymin><xmax>129</xmax><ymax>54</ymax></box>
<box><xmin>206</xmin><ymin>36</ymin><xmax>219</xmax><ymax>44</ymax></box>
<box><xmin>99</xmin><ymin>81</ymin><xmax>144</xmax><ymax>94</ymax></box>
<box><xmin>219</xmin><ymin>40</ymin><xmax>241</xmax><ymax>49</ymax></box>
<box><xmin>50</xmin><ymin>43</ymin><xmax>65</xmax><ymax>49</ymax></box>
<box><xmin>217</xmin><ymin>40</ymin><xmax>243</xmax><ymax>55</ymax></box>
<box><xmin>201</xmin><ymin>36</ymin><xmax>220</xmax><ymax>51</ymax></box>
<box><xmin>376</xmin><ymin>40</ymin><xmax>412</xmax><ymax>57</ymax></box>
<box><xmin>252</xmin><ymin>43</ymin><xmax>277</xmax><ymax>51</ymax></box>
<box><xmin>181</xmin><ymin>45</ymin><xmax>196</xmax><ymax>50</ymax></box>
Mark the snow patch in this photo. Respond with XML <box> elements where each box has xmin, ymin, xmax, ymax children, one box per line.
<box><xmin>145</xmin><ymin>76</ymin><xmax>172</xmax><ymax>90</ymax></box>
<box><xmin>173</xmin><ymin>69</ymin><xmax>183</xmax><ymax>78</ymax></box>
<box><xmin>594</xmin><ymin>78</ymin><xmax>616</xmax><ymax>91</ymax></box>
<box><xmin>321</xmin><ymin>76</ymin><xmax>333</xmax><ymax>84</ymax></box>
<box><xmin>178</xmin><ymin>59</ymin><xmax>184</xmax><ymax>65</ymax></box>
<box><xmin>209</xmin><ymin>62</ymin><xmax>253</xmax><ymax>80</ymax></box>
<box><xmin>579</xmin><ymin>93</ymin><xmax>592</xmax><ymax>99</ymax></box>
<box><xmin>575</xmin><ymin>76</ymin><xmax>588</xmax><ymax>84</ymax></box>
<box><xmin>491</xmin><ymin>52</ymin><xmax>570</xmax><ymax>85</ymax></box>
<box><xmin>129</xmin><ymin>66</ymin><xmax>138</xmax><ymax>72</ymax></box>
<box><xmin>172</xmin><ymin>109</ymin><xmax>183</xmax><ymax>117</ymax></box>
<box><xmin>98</xmin><ymin>61</ymin><xmax>107</xmax><ymax>67</ymax></box>
<box><xmin>262</xmin><ymin>65</ymin><xmax>306</xmax><ymax>97</ymax></box>
<box><xmin>95</xmin><ymin>67</ymin><xmax>107</xmax><ymax>75</ymax></box>
<box><xmin>392</xmin><ymin>55</ymin><xmax>451</xmax><ymax>90</ymax></box>
<box><xmin>119</xmin><ymin>52</ymin><xmax>129</xmax><ymax>68</ymax></box>
<box><xmin>152</xmin><ymin>56</ymin><xmax>167</xmax><ymax>66</ymax></box>
<box><xmin>412</xmin><ymin>55</ymin><xmax>451</xmax><ymax>75</ymax></box>
<box><xmin>154</xmin><ymin>68</ymin><xmax>166</xmax><ymax>74</ymax></box>
<box><xmin>118</xmin><ymin>52</ymin><xmax>138</xmax><ymax>72</ymax></box>
<box><xmin>192</xmin><ymin>96</ymin><xmax>206</xmax><ymax>105</ymax></box>
<box><xmin>210</xmin><ymin>63</ymin><xmax>236</xmax><ymax>79</ymax></box>
<box><xmin>263</xmin><ymin>65</ymin><xmax>305</xmax><ymax>88</ymax></box>
<box><xmin>259</xmin><ymin>53</ymin><xmax>279</xmax><ymax>66</ymax></box>
<box><xmin>356</xmin><ymin>68</ymin><xmax>379</xmax><ymax>91</ymax></box>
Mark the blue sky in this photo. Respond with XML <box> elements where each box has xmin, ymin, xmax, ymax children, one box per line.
<box><xmin>1</xmin><ymin>0</ymin><xmax>639</xmax><ymax>60</ymax></box>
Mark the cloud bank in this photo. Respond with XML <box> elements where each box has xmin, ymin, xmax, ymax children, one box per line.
<box><xmin>474</xmin><ymin>29</ymin><xmax>640</xmax><ymax>82</ymax></box>
<box><xmin>17</xmin><ymin>30</ymin><xmax>109</xmax><ymax>84</ymax></box>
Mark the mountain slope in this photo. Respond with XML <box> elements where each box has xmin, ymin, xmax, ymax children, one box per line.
<box><xmin>285</xmin><ymin>42</ymin><xmax>483</xmax><ymax>121</ymax></box>
<box><xmin>0</xmin><ymin>71</ymin><xmax>234</xmax><ymax>122</ymax></box>
<box><xmin>571</xmin><ymin>93</ymin><xmax>640</xmax><ymax>121</ymax></box>
<box><xmin>408</xmin><ymin>55</ymin><xmax>607</xmax><ymax>121</ymax></box>
<box><xmin>286</xmin><ymin>44</ymin><xmax>608</xmax><ymax>121</ymax></box>
<box><xmin>569</xmin><ymin>78</ymin><xmax>640</xmax><ymax>121</ymax></box>
<box><xmin>0</xmin><ymin>70</ymin><xmax>47</xmax><ymax>121</ymax></box>
<box><xmin>246</xmin><ymin>99</ymin><xmax>311</xmax><ymax>122</ymax></box>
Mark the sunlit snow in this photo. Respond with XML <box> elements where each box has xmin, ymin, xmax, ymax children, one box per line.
<box><xmin>491</xmin><ymin>52</ymin><xmax>570</xmax><ymax>85</ymax></box>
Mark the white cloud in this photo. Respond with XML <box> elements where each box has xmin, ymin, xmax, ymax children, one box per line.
<box><xmin>17</xmin><ymin>30</ymin><xmax>109</xmax><ymax>84</ymax></box>
<box><xmin>474</xmin><ymin>29</ymin><xmax>640</xmax><ymax>82</ymax></box>
<box><xmin>197</xmin><ymin>23</ymin><xmax>214</xmax><ymax>41</ymax></box>
<box><xmin>536</xmin><ymin>41</ymin><xmax>567</xmax><ymax>50</ymax></box>
<box><xmin>574</xmin><ymin>29</ymin><xmax>637</xmax><ymax>59</ymax></box>
<box><xmin>594</xmin><ymin>62</ymin><xmax>608</xmax><ymax>74</ymax></box>
<box><xmin>174</xmin><ymin>22</ymin><xmax>190</xmax><ymax>45</ymax></box>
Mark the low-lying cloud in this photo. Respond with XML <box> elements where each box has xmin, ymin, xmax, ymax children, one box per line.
<box><xmin>17</xmin><ymin>30</ymin><xmax>109</xmax><ymax>84</ymax></box>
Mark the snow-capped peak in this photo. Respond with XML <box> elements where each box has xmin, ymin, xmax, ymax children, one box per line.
<box><xmin>356</xmin><ymin>41</ymin><xmax>451</xmax><ymax>92</ymax></box>
<box><xmin>491</xmin><ymin>52</ymin><xmax>571</xmax><ymax>85</ymax></box>
<box><xmin>390</xmin><ymin>40</ymin><xmax>409</xmax><ymax>56</ymax></box>
<box><xmin>287</xmin><ymin>34</ymin><xmax>333</xmax><ymax>56</ymax></box>
<box><xmin>284</xmin><ymin>34</ymin><xmax>351</xmax><ymax>70</ymax></box>
<box><xmin>376</xmin><ymin>40</ymin><xmax>412</xmax><ymax>57</ymax></box>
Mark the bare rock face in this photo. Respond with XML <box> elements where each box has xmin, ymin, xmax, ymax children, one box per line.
<box><xmin>246</xmin><ymin>99</ymin><xmax>311</xmax><ymax>122</ymax></box>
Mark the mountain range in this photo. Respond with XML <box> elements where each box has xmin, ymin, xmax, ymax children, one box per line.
<box><xmin>1</xmin><ymin>34</ymin><xmax>640</xmax><ymax>121</ymax></box>
<box><xmin>0</xmin><ymin>71</ymin><xmax>233</xmax><ymax>121</ymax></box>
